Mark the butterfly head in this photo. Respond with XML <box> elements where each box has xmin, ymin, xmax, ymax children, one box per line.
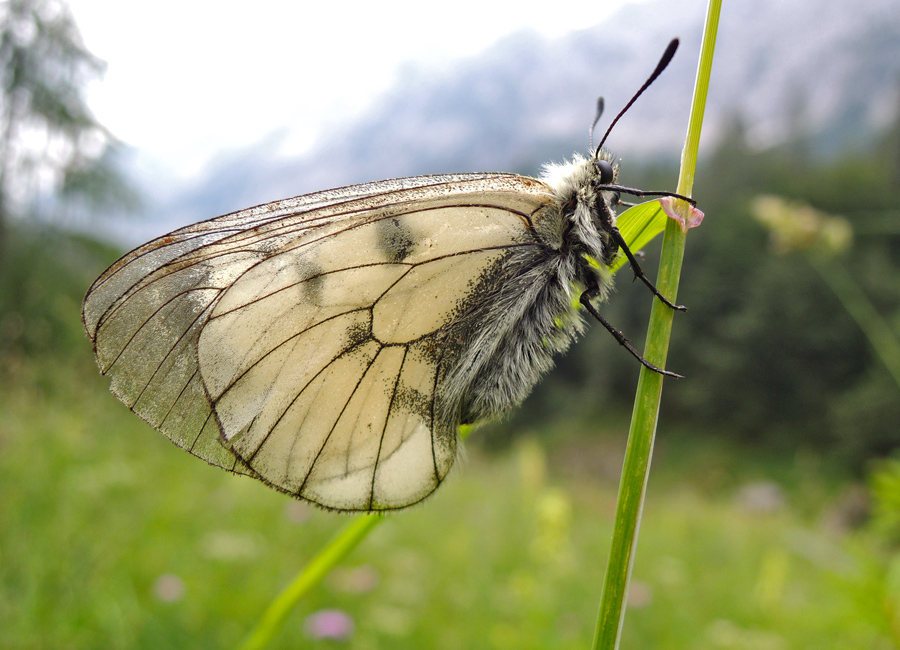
<box><xmin>579</xmin><ymin>36</ymin><xmax>680</xmax><ymax>233</ymax></box>
<box><xmin>591</xmin><ymin>149</ymin><xmax>621</xmax><ymax>221</ymax></box>
<box><xmin>538</xmin><ymin>150</ymin><xmax>621</xmax><ymax>273</ymax></box>
<box><xmin>594</xmin><ymin>157</ymin><xmax>614</xmax><ymax>185</ymax></box>
<box><xmin>585</xmin><ymin>149</ymin><xmax>622</xmax><ymax>266</ymax></box>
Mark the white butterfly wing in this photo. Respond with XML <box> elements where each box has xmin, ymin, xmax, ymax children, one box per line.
<box><xmin>84</xmin><ymin>173</ymin><xmax>554</xmax><ymax>510</ymax></box>
<box><xmin>84</xmin><ymin>174</ymin><xmax>506</xmax><ymax>474</ymax></box>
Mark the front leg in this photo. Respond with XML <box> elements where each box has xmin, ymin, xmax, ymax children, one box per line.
<box><xmin>609</xmin><ymin>226</ymin><xmax>686</xmax><ymax>312</ymax></box>
<box><xmin>579</xmin><ymin>286</ymin><xmax>683</xmax><ymax>379</ymax></box>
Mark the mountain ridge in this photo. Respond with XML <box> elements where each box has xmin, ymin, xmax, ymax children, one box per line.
<box><xmin>117</xmin><ymin>0</ymin><xmax>900</xmax><ymax>243</ymax></box>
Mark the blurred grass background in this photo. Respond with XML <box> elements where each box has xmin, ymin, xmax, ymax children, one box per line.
<box><xmin>1</xmin><ymin>303</ymin><xmax>895</xmax><ymax>648</ymax></box>
<box><xmin>1</xmin><ymin>229</ymin><xmax>898</xmax><ymax>649</ymax></box>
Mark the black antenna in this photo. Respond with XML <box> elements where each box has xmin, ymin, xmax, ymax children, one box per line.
<box><xmin>589</xmin><ymin>96</ymin><xmax>604</xmax><ymax>151</ymax></box>
<box><xmin>596</xmin><ymin>38</ymin><xmax>679</xmax><ymax>152</ymax></box>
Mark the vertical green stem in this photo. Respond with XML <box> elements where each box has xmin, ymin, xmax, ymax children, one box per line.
<box><xmin>592</xmin><ymin>3</ymin><xmax>721</xmax><ymax>649</ymax></box>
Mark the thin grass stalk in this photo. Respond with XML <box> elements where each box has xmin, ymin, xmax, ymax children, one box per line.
<box><xmin>808</xmin><ymin>254</ymin><xmax>900</xmax><ymax>391</ymax></box>
<box><xmin>592</xmin><ymin>2</ymin><xmax>721</xmax><ymax>649</ymax></box>
<box><xmin>236</xmin><ymin>422</ymin><xmax>473</xmax><ymax>649</ymax></box>
<box><xmin>237</xmin><ymin>513</ymin><xmax>383</xmax><ymax>650</ymax></box>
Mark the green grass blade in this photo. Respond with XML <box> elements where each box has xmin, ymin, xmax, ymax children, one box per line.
<box><xmin>592</xmin><ymin>2</ymin><xmax>722</xmax><ymax>649</ymax></box>
<box><xmin>237</xmin><ymin>427</ymin><xmax>474</xmax><ymax>649</ymax></box>
<box><xmin>237</xmin><ymin>513</ymin><xmax>384</xmax><ymax>650</ymax></box>
<box><xmin>611</xmin><ymin>201</ymin><xmax>668</xmax><ymax>273</ymax></box>
<box><xmin>809</xmin><ymin>254</ymin><xmax>900</xmax><ymax>391</ymax></box>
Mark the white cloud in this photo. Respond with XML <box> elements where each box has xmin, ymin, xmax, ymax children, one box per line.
<box><xmin>68</xmin><ymin>0</ymin><xmax>641</xmax><ymax>179</ymax></box>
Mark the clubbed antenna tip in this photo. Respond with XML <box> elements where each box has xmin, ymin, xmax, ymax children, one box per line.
<box><xmin>596</xmin><ymin>38</ymin><xmax>680</xmax><ymax>153</ymax></box>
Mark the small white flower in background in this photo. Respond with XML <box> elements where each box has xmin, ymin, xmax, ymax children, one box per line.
<box><xmin>153</xmin><ymin>574</ymin><xmax>185</xmax><ymax>602</ymax></box>
<box><xmin>305</xmin><ymin>609</ymin><xmax>354</xmax><ymax>640</ymax></box>
<box><xmin>284</xmin><ymin>500</ymin><xmax>312</xmax><ymax>524</ymax></box>
<box><xmin>329</xmin><ymin>565</ymin><xmax>379</xmax><ymax>594</ymax></box>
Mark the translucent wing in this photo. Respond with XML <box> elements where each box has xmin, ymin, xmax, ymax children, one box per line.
<box><xmin>83</xmin><ymin>172</ymin><xmax>554</xmax><ymax>510</ymax></box>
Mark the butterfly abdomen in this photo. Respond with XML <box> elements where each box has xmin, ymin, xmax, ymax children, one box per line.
<box><xmin>438</xmin><ymin>156</ymin><xmax>618</xmax><ymax>427</ymax></box>
<box><xmin>437</xmin><ymin>254</ymin><xmax>573</xmax><ymax>424</ymax></box>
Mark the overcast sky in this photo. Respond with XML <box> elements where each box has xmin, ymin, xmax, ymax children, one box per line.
<box><xmin>68</xmin><ymin>0</ymin><xmax>642</xmax><ymax>181</ymax></box>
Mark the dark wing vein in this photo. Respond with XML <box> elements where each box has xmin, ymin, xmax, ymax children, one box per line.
<box><xmin>368</xmin><ymin>346</ymin><xmax>410</xmax><ymax>509</ymax></box>
<box><xmin>205</xmin><ymin>242</ymin><xmax>535</xmax><ymax>405</ymax></box>
<box><xmin>294</xmin><ymin>345</ymin><xmax>384</xmax><ymax>496</ymax></box>
<box><xmin>429</xmin><ymin>344</ymin><xmax>447</xmax><ymax>485</ymax></box>
<box><xmin>103</xmin><ymin>285</ymin><xmax>218</xmax><ymax>375</ymax></box>
<box><xmin>188</xmin><ymin>409</ymin><xmax>215</xmax><ymax>454</ymax></box>
<box><xmin>158</xmin><ymin>367</ymin><xmax>199</xmax><ymax>430</ymax></box>
<box><xmin>242</xmin><ymin>335</ymin><xmax>378</xmax><ymax>466</ymax></box>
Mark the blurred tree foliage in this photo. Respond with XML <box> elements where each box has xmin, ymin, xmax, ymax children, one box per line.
<box><xmin>507</xmin><ymin>111</ymin><xmax>900</xmax><ymax>468</ymax></box>
<box><xmin>0</xmin><ymin>0</ymin><xmax>134</xmax><ymax>258</ymax></box>
<box><xmin>0</xmin><ymin>225</ymin><xmax>116</xmax><ymax>360</ymax></box>
<box><xmin>0</xmin><ymin>0</ymin><xmax>133</xmax><ymax>373</ymax></box>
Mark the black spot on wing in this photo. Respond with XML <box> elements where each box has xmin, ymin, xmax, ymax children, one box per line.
<box><xmin>391</xmin><ymin>341</ymin><xmax>438</xmax><ymax>425</ymax></box>
<box><xmin>376</xmin><ymin>217</ymin><xmax>416</xmax><ymax>263</ymax></box>
<box><xmin>345</xmin><ymin>319</ymin><xmax>373</xmax><ymax>349</ymax></box>
<box><xmin>393</xmin><ymin>384</ymin><xmax>433</xmax><ymax>424</ymax></box>
<box><xmin>299</xmin><ymin>260</ymin><xmax>326</xmax><ymax>306</ymax></box>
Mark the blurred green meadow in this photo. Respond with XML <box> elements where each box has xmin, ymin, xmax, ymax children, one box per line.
<box><xmin>3</xmin><ymin>126</ymin><xmax>900</xmax><ymax>650</ymax></box>
<box><xmin>1</xmin><ymin>326</ymin><xmax>896</xmax><ymax>649</ymax></box>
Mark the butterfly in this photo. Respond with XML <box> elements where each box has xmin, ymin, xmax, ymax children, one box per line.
<box><xmin>83</xmin><ymin>39</ymin><xmax>695</xmax><ymax>512</ymax></box>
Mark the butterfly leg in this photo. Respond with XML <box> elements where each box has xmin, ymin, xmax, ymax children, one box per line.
<box><xmin>579</xmin><ymin>287</ymin><xmax>684</xmax><ymax>379</ymax></box>
<box><xmin>609</xmin><ymin>226</ymin><xmax>686</xmax><ymax>311</ymax></box>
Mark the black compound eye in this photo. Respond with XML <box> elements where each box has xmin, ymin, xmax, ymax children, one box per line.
<box><xmin>596</xmin><ymin>159</ymin><xmax>614</xmax><ymax>185</ymax></box>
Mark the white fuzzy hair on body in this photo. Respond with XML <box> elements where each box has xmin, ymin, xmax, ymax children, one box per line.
<box><xmin>438</xmin><ymin>151</ymin><xmax>622</xmax><ymax>427</ymax></box>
